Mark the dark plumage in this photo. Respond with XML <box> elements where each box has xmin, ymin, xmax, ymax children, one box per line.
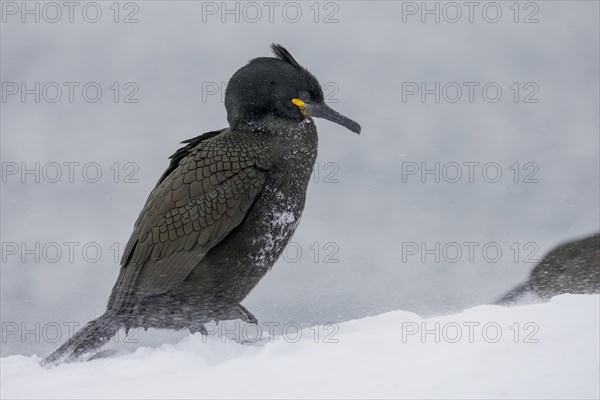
<box><xmin>42</xmin><ymin>44</ymin><xmax>360</xmax><ymax>365</ymax></box>
<box><xmin>496</xmin><ymin>233</ymin><xmax>600</xmax><ymax>305</ymax></box>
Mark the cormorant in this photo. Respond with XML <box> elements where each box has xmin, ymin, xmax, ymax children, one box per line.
<box><xmin>42</xmin><ymin>44</ymin><xmax>360</xmax><ymax>365</ymax></box>
<box><xmin>496</xmin><ymin>233</ymin><xmax>599</xmax><ymax>304</ymax></box>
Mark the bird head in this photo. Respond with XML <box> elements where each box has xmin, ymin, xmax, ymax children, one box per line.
<box><xmin>225</xmin><ymin>44</ymin><xmax>361</xmax><ymax>134</ymax></box>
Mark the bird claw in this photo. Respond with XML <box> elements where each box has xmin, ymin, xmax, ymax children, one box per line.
<box><xmin>189</xmin><ymin>324</ymin><xmax>208</xmax><ymax>335</ymax></box>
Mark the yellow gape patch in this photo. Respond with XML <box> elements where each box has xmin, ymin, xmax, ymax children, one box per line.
<box><xmin>291</xmin><ymin>98</ymin><xmax>309</xmax><ymax>117</ymax></box>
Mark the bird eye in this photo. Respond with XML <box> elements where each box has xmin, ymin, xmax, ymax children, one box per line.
<box><xmin>298</xmin><ymin>90</ymin><xmax>310</xmax><ymax>101</ymax></box>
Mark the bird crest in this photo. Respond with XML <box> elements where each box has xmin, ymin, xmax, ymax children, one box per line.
<box><xmin>271</xmin><ymin>44</ymin><xmax>303</xmax><ymax>69</ymax></box>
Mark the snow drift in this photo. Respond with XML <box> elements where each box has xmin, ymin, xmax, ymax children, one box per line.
<box><xmin>2</xmin><ymin>294</ymin><xmax>598</xmax><ymax>399</ymax></box>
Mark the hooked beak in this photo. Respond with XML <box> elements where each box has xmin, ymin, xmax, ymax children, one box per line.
<box><xmin>303</xmin><ymin>101</ymin><xmax>361</xmax><ymax>134</ymax></box>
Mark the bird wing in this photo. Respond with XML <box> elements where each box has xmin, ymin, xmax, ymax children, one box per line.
<box><xmin>108</xmin><ymin>130</ymin><xmax>275</xmax><ymax>310</ymax></box>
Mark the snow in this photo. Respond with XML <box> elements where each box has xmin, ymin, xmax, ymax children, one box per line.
<box><xmin>2</xmin><ymin>294</ymin><xmax>598</xmax><ymax>399</ymax></box>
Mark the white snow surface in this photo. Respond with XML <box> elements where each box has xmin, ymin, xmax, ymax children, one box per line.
<box><xmin>2</xmin><ymin>294</ymin><xmax>599</xmax><ymax>399</ymax></box>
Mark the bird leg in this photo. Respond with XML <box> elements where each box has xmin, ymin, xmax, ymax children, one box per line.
<box><xmin>234</xmin><ymin>304</ymin><xmax>258</xmax><ymax>324</ymax></box>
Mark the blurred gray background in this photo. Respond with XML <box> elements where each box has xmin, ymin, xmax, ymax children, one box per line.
<box><xmin>1</xmin><ymin>0</ymin><xmax>599</xmax><ymax>357</ymax></box>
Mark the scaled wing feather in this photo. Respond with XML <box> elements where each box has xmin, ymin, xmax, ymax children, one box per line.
<box><xmin>109</xmin><ymin>131</ymin><xmax>274</xmax><ymax>310</ymax></box>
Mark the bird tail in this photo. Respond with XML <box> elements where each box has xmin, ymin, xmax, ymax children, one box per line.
<box><xmin>40</xmin><ymin>310</ymin><xmax>120</xmax><ymax>366</ymax></box>
<box><xmin>495</xmin><ymin>282</ymin><xmax>531</xmax><ymax>305</ymax></box>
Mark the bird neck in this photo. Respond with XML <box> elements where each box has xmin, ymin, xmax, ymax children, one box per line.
<box><xmin>232</xmin><ymin>114</ymin><xmax>314</xmax><ymax>136</ymax></box>
<box><xmin>233</xmin><ymin>114</ymin><xmax>319</xmax><ymax>168</ymax></box>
